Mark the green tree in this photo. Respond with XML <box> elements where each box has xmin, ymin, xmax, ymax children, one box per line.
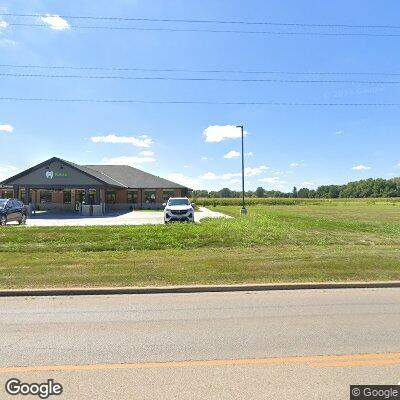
<box><xmin>219</xmin><ymin>188</ymin><xmax>233</xmax><ymax>198</ymax></box>
<box><xmin>255</xmin><ymin>187</ymin><xmax>265</xmax><ymax>198</ymax></box>
<box><xmin>297</xmin><ymin>188</ymin><xmax>310</xmax><ymax>198</ymax></box>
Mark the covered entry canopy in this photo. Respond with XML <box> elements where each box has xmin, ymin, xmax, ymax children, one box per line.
<box><xmin>0</xmin><ymin>157</ymin><xmax>190</xmax><ymax>210</ymax></box>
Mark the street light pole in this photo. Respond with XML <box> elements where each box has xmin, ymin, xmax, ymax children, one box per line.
<box><xmin>236</xmin><ymin>125</ymin><xmax>247</xmax><ymax>215</ymax></box>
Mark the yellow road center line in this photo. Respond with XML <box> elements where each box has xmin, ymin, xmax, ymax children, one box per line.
<box><xmin>0</xmin><ymin>352</ymin><xmax>399</xmax><ymax>374</ymax></box>
<box><xmin>309</xmin><ymin>358</ymin><xmax>400</xmax><ymax>368</ymax></box>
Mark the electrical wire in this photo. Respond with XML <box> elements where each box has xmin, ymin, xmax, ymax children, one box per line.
<box><xmin>0</xmin><ymin>97</ymin><xmax>399</xmax><ymax>106</ymax></box>
<box><xmin>1</xmin><ymin>72</ymin><xmax>400</xmax><ymax>84</ymax></box>
<box><xmin>1</xmin><ymin>12</ymin><xmax>400</xmax><ymax>30</ymax></box>
<box><xmin>6</xmin><ymin>23</ymin><xmax>400</xmax><ymax>37</ymax></box>
<box><xmin>0</xmin><ymin>64</ymin><xmax>399</xmax><ymax>77</ymax></box>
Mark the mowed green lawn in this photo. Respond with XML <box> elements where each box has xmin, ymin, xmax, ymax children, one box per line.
<box><xmin>1</xmin><ymin>202</ymin><xmax>400</xmax><ymax>288</ymax></box>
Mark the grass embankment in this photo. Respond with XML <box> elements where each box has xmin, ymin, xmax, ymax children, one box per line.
<box><xmin>1</xmin><ymin>202</ymin><xmax>400</xmax><ymax>288</ymax></box>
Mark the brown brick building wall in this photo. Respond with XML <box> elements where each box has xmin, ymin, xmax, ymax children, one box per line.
<box><xmin>52</xmin><ymin>190</ymin><xmax>64</xmax><ymax>204</ymax></box>
<box><xmin>115</xmin><ymin>189</ymin><xmax>127</xmax><ymax>203</ymax></box>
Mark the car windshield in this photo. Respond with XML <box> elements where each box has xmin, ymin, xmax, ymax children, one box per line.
<box><xmin>168</xmin><ymin>198</ymin><xmax>190</xmax><ymax>206</ymax></box>
<box><xmin>0</xmin><ymin>199</ymin><xmax>7</xmax><ymax>209</ymax></box>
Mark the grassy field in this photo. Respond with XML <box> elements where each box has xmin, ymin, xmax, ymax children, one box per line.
<box><xmin>1</xmin><ymin>201</ymin><xmax>399</xmax><ymax>288</ymax></box>
<box><xmin>193</xmin><ymin>197</ymin><xmax>400</xmax><ymax>207</ymax></box>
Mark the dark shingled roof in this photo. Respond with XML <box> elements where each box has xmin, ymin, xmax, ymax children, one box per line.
<box><xmin>84</xmin><ymin>164</ymin><xmax>188</xmax><ymax>189</ymax></box>
<box><xmin>0</xmin><ymin>157</ymin><xmax>190</xmax><ymax>189</ymax></box>
<box><xmin>62</xmin><ymin>159</ymin><xmax>124</xmax><ymax>187</ymax></box>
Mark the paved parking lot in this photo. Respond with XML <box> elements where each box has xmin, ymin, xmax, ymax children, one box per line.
<box><xmin>20</xmin><ymin>207</ymin><xmax>230</xmax><ymax>227</ymax></box>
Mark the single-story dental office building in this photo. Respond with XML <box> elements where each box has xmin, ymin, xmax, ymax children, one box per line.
<box><xmin>0</xmin><ymin>157</ymin><xmax>191</xmax><ymax>211</ymax></box>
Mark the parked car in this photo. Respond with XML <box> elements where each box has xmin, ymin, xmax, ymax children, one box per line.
<box><xmin>0</xmin><ymin>199</ymin><xmax>28</xmax><ymax>226</ymax></box>
<box><xmin>163</xmin><ymin>197</ymin><xmax>195</xmax><ymax>223</ymax></box>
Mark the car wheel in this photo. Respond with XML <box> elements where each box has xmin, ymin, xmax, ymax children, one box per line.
<box><xmin>0</xmin><ymin>215</ymin><xmax>7</xmax><ymax>226</ymax></box>
<box><xmin>19</xmin><ymin>214</ymin><xmax>27</xmax><ymax>225</ymax></box>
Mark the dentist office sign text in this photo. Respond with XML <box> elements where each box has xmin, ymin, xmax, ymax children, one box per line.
<box><xmin>45</xmin><ymin>171</ymin><xmax>68</xmax><ymax>179</ymax></box>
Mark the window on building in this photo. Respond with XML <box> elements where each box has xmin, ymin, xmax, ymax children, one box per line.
<box><xmin>75</xmin><ymin>190</ymin><xmax>84</xmax><ymax>203</ymax></box>
<box><xmin>144</xmin><ymin>190</ymin><xmax>156</xmax><ymax>203</ymax></box>
<box><xmin>1</xmin><ymin>190</ymin><xmax>13</xmax><ymax>199</ymax></box>
<box><xmin>19</xmin><ymin>189</ymin><xmax>32</xmax><ymax>203</ymax></box>
<box><xmin>106</xmin><ymin>191</ymin><xmax>116</xmax><ymax>204</ymax></box>
<box><xmin>127</xmin><ymin>190</ymin><xmax>138</xmax><ymax>203</ymax></box>
<box><xmin>88</xmin><ymin>190</ymin><xmax>96</xmax><ymax>205</ymax></box>
<box><xmin>163</xmin><ymin>190</ymin><xmax>175</xmax><ymax>202</ymax></box>
<box><xmin>40</xmin><ymin>191</ymin><xmax>52</xmax><ymax>204</ymax></box>
<box><xmin>63</xmin><ymin>190</ymin><xmax>72</xmax><ymax>204</ymax></box>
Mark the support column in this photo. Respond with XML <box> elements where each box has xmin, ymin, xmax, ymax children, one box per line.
<box><xmin>95</xmin><ymin>188</ymin><xmax>101</xmax><ymax>204</ymax></box>
<box><xmin>24</xmin><ymin>187</ymin><xmax>29</xmax><ymax>205</ymax></box>
<box><xmin>13</xmin><ymin>185</ymin><xmax>19</xmax><ymax>199</ymax></box>
<box><xmin>84</xmin><ymin>188</ymin><xmax>89</xmax><ymax>204</ymax></box>
<box><xmin>156</xmin><ymin>189</ymin><xmax>163</xmax><ymax>204</ymax></box>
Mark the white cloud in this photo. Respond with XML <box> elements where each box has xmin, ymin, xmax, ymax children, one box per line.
<box><xmin>139</xmin><ymin>150</ymin><xmax>155</xmax><ymax>156</ymax></box>
<box><xmin>40</xmin><ymin>14</ymin><xmax>70</xmax><ymax>30</ymax></box>
<box><xmin>335</xmin><ymin>130</ymin><xmax>344</xmax><ymax>135</ymax></box>
<box><xmin>90</xmin><ymin>134</ymin><xmax>153</xmax><ymax>148</ymax></box>
<box><xmin>301</xmin><ymin>181</ymin><xmax>317</xmax><ymax>188</ymax></box>
<box><xmin>166</xmin><ymin>173</ymin><xmax>199</xmax><ymax>189</ymax></box>
<box><xmin>258</xmin><ymin>176</ymin><xmax>286</xmax><ymax>190</ymax></box>
<box><xmin>102</xmin><ymin>155</ymin><xmax>156</xmax><ymax>167</ymax></box>
<box><xmin>200</xmin><ymin>172</ymin><xmax>220</xmax><ymax>180</ymax></box>
<box><xmin>199</xmin><ymin>165</ymin><xmax>268</xmax><ymax>181</ymax></box>
<box><xmin>352</xmin><ymin>164</ymin><xmax>371</xmax><ymax>171</ymax></box>
<box><xmin>0</xmin><ymin>124</ymin><xmax>14</xmax><ymax>133</ymax></box>
<box><xmin>0</xmin><ymin>20</ymin><xmax>8</xmax><ymax>29</ymax></box>
<box><xmin>290</xmin><ymin>161</ymin><xmax>305</xmax><ymax>168</ymax></box>
<box><xmin>259</xmin><ymin>177</ymin><xmax>285</xmax><ymax>184</ymax></box>
<box><xmin>201</xmin><ymin>156</ymin><xmax>208</xmax><ymax>160</ymax></box>
<box><xmin>244</xmin><ymin>165</ymin><xmax>269</xmax><ymax>176</ymax></box>
<box><xmin>0</xmin><ymin>38</ymin><xmax>17</xmax><ymax>47</ymax></box>
<box><xmin>245</xmin><ymin>152</ymin><xmax>253</xmax><ymax>156</ymax></box>
<box><xmin>270</xmin><ymin>170</ymin><xmax>286</xmax><ymax>176</ymax></box>
<box><xmin>0</xmin><ymin>164</ymin><xmax>19</xmax><ymax>181</ymax></box>
<box><xmin>224</xmin><ymin>150</ymin><xmax>240</xmax><ymax>159</ymax></box>
<box><xmin>203</xmin><ymin>125</ymin><xmax>248</xmax><ymax>143</ymax></box>
<box><xmin>396</xmin><ymin>163</ymin><xmax>400</xmax><ymax>168</ymax></box>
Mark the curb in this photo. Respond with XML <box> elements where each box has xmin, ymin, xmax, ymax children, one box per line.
<box><xmin>1</xmin><ymin>281</ymin><xmax>400</xmax><ymax>297</ymax></box>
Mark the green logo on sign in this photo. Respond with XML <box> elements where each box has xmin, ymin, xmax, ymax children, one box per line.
<box><xmin>54</xmin><ymin>172</ymin><xmax>68</xmax><ymax>177</ymax></box>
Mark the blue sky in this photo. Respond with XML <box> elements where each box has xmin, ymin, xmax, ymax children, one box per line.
<box><xmin>1</xmin><ymin>0</ymin><xmax>400</xmax><ymax>191</ymax></box>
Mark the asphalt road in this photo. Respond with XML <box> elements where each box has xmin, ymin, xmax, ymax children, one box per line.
<box><xmin>0</xmin><ymin>289</ymin><xmax>399</xmax><ymax>399</ymax></box>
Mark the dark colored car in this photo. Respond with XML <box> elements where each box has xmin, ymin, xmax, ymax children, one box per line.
<box><xmin>0</xmin><ymin>199</ymin><xmax>28</xmax><ymax>226</ymax></box>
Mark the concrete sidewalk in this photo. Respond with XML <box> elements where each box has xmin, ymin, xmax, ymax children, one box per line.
<box><xmin>21</xmin><ymin>207</ymin><xmax>231</xmax><ymax>227</ymax></box>
<box><xmin>1</xmin><ymin>281</ymin><xmax>399</xmax><ymax>297</ymax></box>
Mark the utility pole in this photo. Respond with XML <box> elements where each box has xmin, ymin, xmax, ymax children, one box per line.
<box><xmin>236</xmin><ymin>125</ymin><xmax>247</xmax><ymax>215</ymax></box>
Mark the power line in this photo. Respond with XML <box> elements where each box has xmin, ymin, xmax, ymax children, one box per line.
<box><xmin>6</xmin><ymin>23</ymin><xmax>400</xmax><ymax>37</ymax></box>
<box><xmin>2</xmin><ymin>12</ymin><xmax>400</xmax><ymax>30</ymax></box>
<box><xmin>0</xmin><ymin>97</ymin><xmax>399</xmax><ymax>106</ymax></box>
<box><xmin>1</xmin><ymin>64</ymin><xmax>400</xmax><ymax>77</ymax></box>
<box><xmin>2</xmin><ymin>72</ymin><xmax>400</xmax><ymax>84</ymax></box>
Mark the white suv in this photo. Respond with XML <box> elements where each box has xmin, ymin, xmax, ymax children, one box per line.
<box><xmin>163</xmin><ymin>197</ymin><xmax>195</xmax><ymax>223</ymax></box>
